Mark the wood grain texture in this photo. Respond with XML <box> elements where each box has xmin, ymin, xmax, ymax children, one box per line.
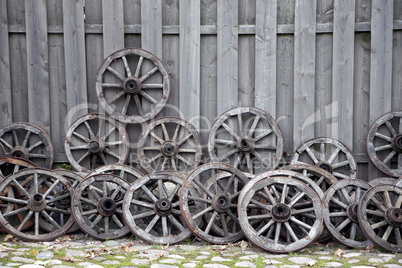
<box><xmin>102</xmin><ymin>0</ymin><xmax>124</xmax><ymax>57</ymax></box>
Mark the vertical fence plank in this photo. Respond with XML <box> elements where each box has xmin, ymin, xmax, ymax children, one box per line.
<box><xmin>217</xmin><ymin>0</ymin><xmax>238</xmax><ymax>115</ymax></box>
<box><xmin>293</xmin><ymin>0</ymin><xmax>316</xmax><ymax>148</ymax></box>
<box><xmin>332</xmin><ymin>0</ymin><xmax>355</xmax><ymax>149</ymax></box>
<box><xmin>392</xmin><ymin>1</ymin><xmax>402</xmax><ymax>111</ymax></box>
<box><xmin>0</xmin><ymin>0</ymin><xmax>12</xmax><ymax>127</ymax></box>
<box><xmin>102</xmin><ymin>0</ymin><xmax>124</xmax><ymax>57</ymax></box>
<box><xmin>25</xmin><ymin>0</ymin><xmax>50</xmax><ymax>135</ymax></box>
<box><xmin>255</xmin><ymin>0</ymin><xmax>277</xmax><ymax>117</ymax></box>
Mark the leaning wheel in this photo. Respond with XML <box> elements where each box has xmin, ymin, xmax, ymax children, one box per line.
<box><xmin>322</xmin><ymin>179</ymin><xmax>372</xmax><ymax>248</ymax></box>
<box><xmin>123</xmin><ymin>171</ymin><xmax>191</xmax><ymax>244</ymax></box>
<box><xmin>0</xmin><ymin>168</ymin><xmax>74</xmax><ymax>241</ymax></box>
<box><xmin>71</xmin><ymin>174</ymin><xmax>131</xmax><ymax>240</ymax></box>
<box><xmin>208</xmin><ymin>107</ymin><xmax>283</xmax><ymax>175</ymax></box>
<box><xmin>64</xmin><ymin>113</ymin><xmax>130</xmax><ymax>173</ymax></box>
<box><xmin>138</xmin><ymin>117</ymin><xmax>202</xmax><ymax>173</ymax></box>
<box><xmin>96</xmin><ymin>48</ymin><xmax>170</xmax><ymax>124</ymax></box>
<box><xmin>358</xmin><ymin>184</ymin><xmax>402</xmax><ymax>252</ymax></box>
<box><xmin>0</xmin><ymin>122</ymin><xmax>53</xmax><ymax>168</ymax></box>
<box><xmin>238</xmin><ymin>173</ymin><xmax>324</xmax><ymax>253</ymax></box>
<box><xmin>0</xmin><ymin>157</ymin><xmax>36</xmax><ymax>178</ymax></box>
<box><xmin>367</xmin><ymin>111</ymin><xmax>402</xmax><ymax>177</ymax></box>
<box><xmin>291</xmin><ymin>137</ymin><xmax>357</xmax><ymax>180</ymax></box>
<box><xmin>85</xmin><ymin>164</ymin><xmax>143</xmax><ymax>184</ymax></box>
<box><xmin>179</xmin><ymin>163</ymin><xmax>249</xmax><ymax>244</ymax></box>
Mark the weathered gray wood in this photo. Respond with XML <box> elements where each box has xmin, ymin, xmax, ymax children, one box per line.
<box><xmin>102</xmin><ymin>0</ymin><xmax>124</xmax><ymax>57</ymax></box>
<box><xmin>332</xmin><ymin>0</ymin><xmax>355</xmax><ymax>149</ymax></box>
<box><xmin>317</xmin><ymin>0</ymin><xmax>334</xmax><ymax>24</ymax></box>
<box><xmin>25</xmin><ymin>0</ymin><xmax>51</xmax><ymax>135</ymax></box>
<box><xmin>255</xmin><ymin>0</ymin><xmax>277</xmax><ymax>116</ymax></box>
<box><xmin>277</xmin><ymin>0</ymin><xmax>294</xmax><ymax>24</ymax></box>
<box><xmin>217</xmin><ymin>0</ymin><xmax>238</xmax><ymax>115</ymax></box>
<box><xmin>392</xmin><ymin>33</ymin><xmax>402</xmax><ymax>111</ymax></box>
<box><xmin>63</xmin><ymin>0</ymin><xmax>88</xmax><ymax>124</ymax></box>
<box><xmin>179</xmin><ymin>0</ymin><xmax>200</xmax><ymax>131</ymax></box>
<box><xmin>293</xmin><ymin>0</ymin><xmax>316</xmax><ymax>148</ymax></box>
<box><xmin>0</xmin><ymin>0</ymin><xmax>12</xmax><ymax>126</ymax></box>
<box><xmin>141</xmin><ymin>0</ymin><xmax>162</xmax><ymax>57</ymax></box>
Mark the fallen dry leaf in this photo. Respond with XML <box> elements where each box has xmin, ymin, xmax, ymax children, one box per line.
<box><xmin>240</xmin><ymin>240</ymin><xmax>248</xmax><ymax>251</ymax></box>
<box><xmin>157</xmin><ymin>251</ymin><xmax>165</xmax><ymax>258</ymax></box>
<box><xmin>63</xmin><ymin>256</ymin><xmax>77</xmax><ymax>262</ymax></box>
<box><xmin>162</xmin><ymin>244</ymin><xmax>169</xmax><ymax>251</ymax></box>
<box><xmin>334</xmin><ymin>248</ymin><xmax>343</xmax><ymax>258</ymax></box>
<box><xmin>307</xmin><ymin>260</ymin><xmax>317</xmax><ymax>266</ymax></box>
<box><xmin>85</xmin><ymin>252</ymin><xmax>95</xmax><ymax>259</ymax></box>
<box><xmin>3</xmin><ymin>234</ymin><xmax>13</xmax><ymax>242</ymax></box>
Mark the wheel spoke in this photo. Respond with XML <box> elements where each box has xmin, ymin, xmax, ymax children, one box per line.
<box><xmin>171</xmin><ymin>158</ymin><xmax>177</xmax><ymax>170</ymax></box>
<box><xmin>77</xmin><ymin>151</ymin><xmax>91</xmax><ymax>164</ymax></box>
<box><xmin>121</xmin><ymin>56</ymin><xmax>132</xmax><ymax>77</ymax></box>
<box><xmin>161</xmin><ymin>123</ymin><xmax>170</xmax><ymax>140</ymax></box>
<box><xmin>121</xmin><ymin>95</ymin><xmax>132</xmax><ymax>115</ymax></box>
<box><xmin>330</xmin><ymin>196</ymin><xmax>348</xmax><ymax>209</ymax></box>
<box><xmin>382</xmin><ymin>225</ymin><xmax>394</xmax><ymax>241</ymax></box>
<box><xmin>383</xmin><ymin>151</ymin><xmax>397</xmax><ymax>164</ymax></box>
<box><xmin>130</xmin><ymin>199</ymin><xmax>154</xmax><ymax>209</ymax></box>
<box><xmin>327</xmin><ymin>147</ymin><xmax>341</xmax><ymax>164</ymax></box>
<box><xmin>254</xmin><ymin>128</ymin><xmax>274</xmax><ymax>142</ymax></box>
<box><xmin>145</xmin><ymin>215</ymin><xmax>160</xmax><ymax>233</ymax></box>
<box><xmin>383</xmin><ymin>190</ymin><xmax>393</xmax><ymax>208</ymax></box>
<box><xmin>147</xmin><ymin>153</ymin><xmax>163</xmax><ymax>164</ymax></box>
<box><xmin>107</xmin><ymin>66</ymin><xmax>125</xmax><ymax>81</ymax></box>
<box><xmin>111</xmin><ymin>214</ymin><xmax>124</xmax><ymax>228</ymax></box>
<box><xmin>192</xmin><ymin>206</ymin><xmax>213</xmax><ymax>220</ymax></box>
<box><xmin>350</xmin><ymin>222</ymin><xmax>357</xmax><ymax>240</ymax></box>
<box><xmin>29</xmin><ymin>153</ymin><xmax>47</xmax><ymax>159</ymax></box>
<box><xmin>176</xmin><ymin>154</ymin><xmax>192</xmax><ymax>167</ymax></box>
<box><xmin>12</xmin><ymin>130</ymin><xmax>19</xmax><ymax>146</ymax></box>
<box><xmin>41</xmin><ymin>210</ymin><xmax>61</xmax><ymax>229</ymax></box>
<box><xmin>274</xmin><ymin>222</ymin><xmax>282</xmax><ymax>245</ymax></box>
<box><xmin>219</xmin><ymin>148</ymin><xmax>238</xmax><ymax>161</ymax></box>
<box><xmin>222</xmin><ymin>123</ymin><xmax>240</xmax><ymax>141</ymax></box>
<box><xmin>80</xmin><ymin>197</ymin><xmax>98</xmax><ymax>206</ymax></box>
<box><xmin>0</xmin><ymin>138</ymin><xmax>13</xmax><ymax>149</ymax></box>
<box><xmin>22</xmin><ymin>131</ymin><xmax>32</xmax><ymax>147</ymax></box>
<box><xmin>141</xmin><ymin>185</ymin><xmax>159</xmax><ymax>203</ymax></box>
<box><xmin>132</xmin><ymin>210</ymin><xmax>156</xmax><ymax>220</ymax></box>
<box><xmin>305</xmin><ymin>147</ymin><xmax>319</xmax><ymax>164</ymax></box>
<box><xmin>72</xmin><ymin>131</ymin><xmax>91</xmax><ymax>143</ymax></box>
<box><xmin>371</xmin><ymin>220</ymin><xmax>388</xmax><ymax>230</ymax></box>
<box><xmin>172</xmin><ymin>124</ymin><xmax>181</xmax><ymax>142</ymax></box>
<box><xmin>375</xmin><ymin>144</ymin><xmax>393</xmax><ymax>152</ymax></box>
<box><xmin>289</xmin><ymin>192</ymin><xmax>306</xmax><ymax>207</ymax></box>
<box><xmin>223</xmin><ymin>174</ymin><xmax>235</xmax><ymax>194</ymax></box>
<box><xmin>3</xmin><ymin>206</ymin><xmax>29</xmax><ymax>217</ymax></box>
<box><xmin>215</xmin><ymin>139</ymin><xmax>237</xmax><ymax>146</ymax></box>
<box><xmin>17</xmin><ymin>210</ymin><xmax>33</xmax><ymax>231</ymax></box>
<box><xmin>284</xmin><ymin>221</ymin><xmax>299</xmax><ymax>242</ymax></box>
<box><xmin>139</xmin><ymin>90</ymin><xmax>158</xmax><ymax>104</ymax></box>
<box><xmin>177</xmin><ymin>133</ymin><xmax>193</xmax><ymax>146</ymax></box>
<box><xmin>256</xmin><ymin>219</ymin><xmax>275</xmax><ymax>236</ymax></box>
<box><xmin>280</xmin><ymin>183</ymin><xmax>288</xmax><ymax>203</ymax></box>
<box><xmin>70</xmin><ymin>144</ymin><xmax>89</xmax><ymax>150</ymax></box>
<box><xmin>104</xmin><ymin>148</ymin><xmax>121</xmax><ymax>160</ymax></box>
<box><xmin>204</xmin><ymin>211</ymin><xmax>218</xmax><ymax>234</ymax></box>
<box><xmin>140</xmin><ymin>67</ymin><xmax>158</xmax><ymax>82</ymax></box>
<box><xmin>336</xmin><ymin>218</ymin><xmax>351</xmax><ymax>231</ymax></box>
<box><xmin>220</xmin><ymin>212</ymin><xmax>229</xmax><ymax>236</ymax></box>
<box><xmin>162</xmin><ymin>216</ymin><xmax>168</xmax><ymax>237</ymax></box>
<box><xmin>150</xmin><ymin>132</ymin><xmax>164</xmax><ymax>144</ymax></box>
<box><xmin>375</xmin><ymin>132</ymin><xmax>393</xmax><ymax>142</ymax></box>
<box><xmin>102</xmin><ymin>83</ymin><xmax>122</xmax><ymax>88</ymax></box>
<box><xmin>248</xmin><ymin>116</ymin><xmax>261</xmax><ymax>136</ymax></box>
<box><xmin>237</xmin><ymin>114</ymin><xmax>244</xmax><ymax>136</ymax></box>
<box><xmin>168</xmin><ymin>184</ymin><xmax>181</xmax><ymax>202</ymax></box>
<box><xmin>386</xmin><ymin>121</ymin><xmax>398</xmax><ymax>137</ymax></box>
<box><xmin>107</xmin><ymin>90</ymin><xmax>126</xmax><ymax>104</ymax></box>
<box><xmin>179</xmin><ymin>148</ymin><xmax>197</xmax><ymax>153</ymax></box>
<box><xmin>332</xmin><ymin>160</ymin><xmax>350</xmax><ymax>169</ymax></box>
<box><xmin>141</xmin><ymin>83</ymin><xmax>163</xmax><ymax>88</ymax></box>
<box><xmin>134</xmin><ymin>95</ymin><xmax>144</xmax><ymax>115</ymax></box>
<box><xmin>90</xmin><ymin>214</ymin><xmax>103</xmax><ymax>228</ymax></box>
<box><xmin>263</xmin><ymin>186</ymin><xmax>277</xmax><ymax>205</ymax></box>
<box><xmin>134</xmin><ymin>56</ymin><xmax>144</xmax><ymax>77</ymax></box>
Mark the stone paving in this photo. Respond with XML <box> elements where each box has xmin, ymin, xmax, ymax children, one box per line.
<box><xmin>0</xmin><ymin>234</ymin><xmax>400</xmax><ymax>268</ymax></box>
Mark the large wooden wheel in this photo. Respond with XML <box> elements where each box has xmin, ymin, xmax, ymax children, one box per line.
<box><xmin>64</xmin><ymin>113</ymin><xmax>130</xmax><ymax>173</ymax></box>
<box><xmin>0</xmin><ymin>168</ymin><xmax>74</xmax><ymax>241</ymax></box>
<box><xmin>138</xmin><ymin>117</ymin><xmax>202</xmax><ymax>173</ymax></box>
<box><xmin>358</xmin><ymin>184</ymin><xmax>402</xmax><ymax>252</ymax></box>
<box><xmin>96</xmin><ymin>48</ymin><xmax>170</xmax><ymax>124</ymax></box>
<box><xmin>208</xmin><ymin>107</ymin><xmax>283</xmax><ymax>175</ymax></box>
<box><xmin>123</xmin><ymin>171</ymin><xmax>191</xmax><ymax>244</ymax></box>
<box><xmin>179</xmin><ymin>163</ymin><xmax>249</xmax><ymax>244</ymax></box>
<box><xmin>322</xmin><ymin>179</ymin><xmax>372</xmax><ymax>248</ymax></box>
<box><xmin>291</xmin><ymin>137</ymin><xmax>357</xmax><ymax>180</ymax></box>
<box><xmin>71</xmin><ymin>174</ymin><xmax>130</xmax><ymax>240</ymax></box>
<box><xmin>0</xmin><ymin>123</ymin><xmax>53</xmax><ymax>168</ymax></box>
<box><xmin>0</xmin><ymin>157</ymin><xmax>36</xmax><ymax>178</ymax></box>
<box><xmin>367</xmin><ymin>111</ymin><xmax>402</xmax><ymax>177</ymax></box>
<box><xmin>85</xmin><ymin>164</ymin><xmax>143</xmax><ymax>184</ymax></box>
<box><xmin>238</xmin><ymin>173</ymin><xmax>323</xmax><ymax>253</ymax></box>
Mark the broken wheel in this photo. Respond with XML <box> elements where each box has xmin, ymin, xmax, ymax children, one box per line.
<box><xmin>96</xmin><ymin>48</ymin><xmax>170</xmax><ymax>124</ymax></box>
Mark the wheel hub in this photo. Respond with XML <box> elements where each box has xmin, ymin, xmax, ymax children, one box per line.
<box><xmin>237</xmin><ymin>136</ymin><xmax>255</xmax><ymax>153</ymax></box>
<box><xmin>54</xmin><ymin>190</ymin><xmax>71</xmax><ymax>210</ymax></box>
<box><xmin>391</xmin><ymin>134</ymin><xmax>402</xmax><ymax>153</ymax></box>
<box><xmin>271</xmin><ymin>203</ymin><xmax>291</xmax><ymax>222</ymax></box>
<box><xmin>316</xmin><ymin>161</ymin><xmax>333</xmax><ymax>174</ymax></box>
<box><xmin>346</xmin><ymin>202</ymin><xmax>359</xmax><ymax>223</ymax></box>
<box><xmin>27</xmin><ymin>193</ymin><xmax>47</xmax><ymax>212</ymax></box>
<box><xmin>10</xmin><ymin>146</ymin><xmax>30</xmax><ymax>159</ymax></box>
<box><xmin>155</xmin><ymin>198</ymin><xmax>172</xmax><ymax>216</ymax></box>
<box><xmin>88</xmin><ymin>139</ymin><xmax>105</xmax><ymax>154</ymax></box>
<box><xmin>385</xmin><ymin>207</ymin><xmax>402</xmax><ymax>227</ymax></box>
<box><xmin>212</xmin><ymin>194</ymin><xmax>231</xmax><ymax>213</ymax></box>
<box><xmin>123</xmin><ymin>77</ymin><xmax>142</xmax><ymax>94</ymax></box>
<box><xmin>98</xmin><ymin>198</ymin><xmax>117</xmax><ymax>216</ymax></box>
<box><xmin>161</xmin><ymin>141</ymin><xmax>179</xmax><ymax>157</ymax></box>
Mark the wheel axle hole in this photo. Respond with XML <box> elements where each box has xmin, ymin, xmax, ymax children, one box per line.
<box><xmin>33</xmin><ymin>194</ymin><xmax>43</xmax><ymax>202</ymax></box>
<box><xmin>101</xmin><ymin>198</ymin><xmax>116</xmax><ymax>212</ymax></box>
<box><xmin>219</xmin><ymin>198</ymin><xmax>227</xmax><ymax>206</ymax></box>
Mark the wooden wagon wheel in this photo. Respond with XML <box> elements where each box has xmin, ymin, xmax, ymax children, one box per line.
<box><xmin>208</xmin><ymin>107</ymin><xmax>283</xmax><ymax>175</ymax></box>
<box><xmin>138</xmin><ymin>117</ymin><xmax>202</xmax><ymax>173</ymax></box>
<box><xmin>237</xmin><ymin>174</ymin><xmax>323</xmax><ymax>253</ymax></box>
<box><xmin>123</xmin><ymin>171</ymin><xmax>191</xmax><ymax>244</ymax></box>
<box><xmin>96</xmin><ymin>48</ymin><xmax>170</xmax><ymax>124</ymax></box>
<box><xmin>322</xmin><ymin>179</ymin><xmax>372</xmax><ymax>248</ymax></box>
<box><xmin>179</xmin><ymin>163</ymin><xmax>249</xmax><ymax>244</ymax></box>
<box><xmin>0</xmin><ymin>168</ymin><xmax>74</xmax><ymax>241</ymax></box>
<box><xmin>291</xmin><ymin>137</ymin><xmax>357</xmax><ymax>180</ymax></box>
<box><xmin>85</xmin><ymin>164</ymin><xmax>143</xmax><ymax>184</ymax></box>
<box><xmin>71</xmin><ymin>174</ymin><xmax>131</xmax><ymax>240</ymax></box>
<box><xmin>0</xmin><ymin>157</ymin><xmax>36</xmax><ymax>178</ymax></box>
<box><xmin>367</xmin><ymin>111</ymin><xmax>402</xmax><ymax>177</ymax></box>
<box><xmin>0</xmin><ymin>122</ymin><xmax>53</xmax><ymax>168</ymax></box>
<box><xmin>358</xmin><ymin>184</ymin><xmax>402</xmax><ymax>252</ymax></box>
<box><xmin>369</xmin><ymin>177</ymin><xmax>396</xmax><ymax>187</ymax></box>
<box><xmin>64</xmin><ymin>113</ymin><xmax>130</xmax><ymax>173</ymax></box>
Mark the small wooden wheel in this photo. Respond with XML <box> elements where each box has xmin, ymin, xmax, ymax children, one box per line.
<box><xmin>123</xmin><ymin>171</ymin><xmax>191</xmax><ymax>244</ymax></box>
<box><xmin>238</xmin><ymin>173</ymin><xmax>323</xmax><ymax>253</ymax></box>
<box><xmin>85</xmin><ymin>164</ymin><xmax>143</xmax><ymax>184</ymax></box>
<box><xmin>367</xmin><ymin>111</ymin><xmax>402</xmax><ymax>177</ymax></box>
<box><xmin>208</xmin><ymin>107</ymin><xmax>283</xmax><ymax>175</ymax></box>
<box><xmin>291</xmin><ymin>137</ymin><xmax>357</xmax><ymax>180</ymax></box>
<box><xmin>179</xmin><ymin>163</ymin><xmax>249</xmax><ymax>244</ymax></box>
<box><xmin>138</xmin><ymin>117</ymin><xmax>202</xmax><ymax>173</ymax></box>
<box><xmin>369</xmin><ymin>177</ymin><xmax>396</xmax><ymax>187</ymax></box>
<box><xmin>96</xmin><ymin>48</ymin><xmax>170</xmax><ymax>124</ymax></box>
<box><xmin>71</xmin><ymin>174</ymin><xmax>131</xmax><ymax>240</ymax></box>
<box><xmin>322</xmin><ymin>179</ymin><xmax>372</xmax><ymax>248</ymax></box>
<box><xmin>0</xmin><ymin>122</ymin><xmax>54</xmax><ymax>168</ymax></box>
<box><xmin>0</xmin><ymin>168</ymin><xmax>74</xmax><ymax>241</ymax></box>
<box><xmin>64</xmin><ymin>113</ymin><xmax>130</xmax><ymax>173</ymax></box>
<box><xmin>358</xmin><ymin>184</ymin><xmax>402</xmax><ymax>252</ymax></box>
<box><xmin>0</xmin><ymin>157</ymin><xmax>36</xmax><ymax>178</ymax></box>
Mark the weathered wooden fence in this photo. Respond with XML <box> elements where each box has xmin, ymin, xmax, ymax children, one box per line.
<box><xmin>1</xmin><ymin>0</ymin><xmax>401</xmax><ymax>180</ymax></box>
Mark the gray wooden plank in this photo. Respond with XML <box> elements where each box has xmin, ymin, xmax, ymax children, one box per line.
<box><xmin>123</xmin><ymin>0</ymin><xmax>141</xmax><ymax>25</ymax></box>
<box><xmin>201</xmin><ymin>0</ymin><xmax>217</xmax><ymax>25</ymax></box>
<box><xmin>25</xmin><ymin>0</ymin><xmax>51</xmax><ymax>135</ymax></box>
<box><xmin>102</xmin><ymin>0</ymin><xmax>125</xmax><ymax>57</ymax></box>
<box><xmin>332</xmin><ymin>0</ymin><xmax>355</xmax><ymax>149</ymax></box>
<box><xmin>317</xmin><ymin>0</ymin><xmax>334</xmax><ymax>24</ymax></box>
<box><xmin>254</xmin><ymin>0</ymin><xmax>277</xmax><ymax>116</ymax></box>
<box><xmin>217</xmin><ymin>0</ymin><xmax>238</xmax><ymax>114</ymax></box>
<box><xmin>277</xmin><ymin>0</ymin><xmax>294</xmax><ymax>24</ymax></box>
<box><xmin>46</xmin><ymin>0</ymin><xmax>63</xmax><ymax>27</ymax></box>
<box><xmin>392</xmin><ymin>32</ymin><xmax>402</xmax><ymax>111</ymax></box>
<box><xmin>293</xmin><ymin>0</ymin><xmax>316</xmax><ymax>148</ymax></box>
<box><xmin>141</xmin><ymin>0</ymin><xmax>162</xmax><ymax>57</ymax></box>
<box><xmin>355</xmin><ymin>0</ymin><xmax>371</xmax><ymax>22</ymax></box>
<box><xmin>0</xmin><ymin>0</ymin><xmax>12</xmax><ymax>126</ymax></box>
<box><xmin>63</xmin><ymin>0</ymin><xmax>88</xmax><ymax>124</ymax></box>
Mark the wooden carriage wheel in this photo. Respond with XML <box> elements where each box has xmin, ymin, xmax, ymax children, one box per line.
<box><xmin>0</xmin><ymin>157</ymin><xmax>36</xmax><ymax>178</ymax></box>
<box><xmin>208</xmin><ymin>107</ymin><xmax>283</xmax><ymax>175</ymax></box>
<box><xmin>291</xmin><ymin>137</ymin><xmax>357</xmax><ymax>180</ymax></box>
<box><xmin>367</xmin><ymin>111</ymin><xmax>402</xmax><ymax>177</ymax></box>
<box><xmin>0</xmin><ymin>122</ymin><xmax>53</xmax><ymax>168</ymax></box>
<box><xmin>96</xmin><ymin>48</ymin><xmax>170</xmax><ymax>124</ymax></box>
<box><xmin>64</xmin><ymin>113</ymin><xmax>130</xmax><ymax>173</ymax></box>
